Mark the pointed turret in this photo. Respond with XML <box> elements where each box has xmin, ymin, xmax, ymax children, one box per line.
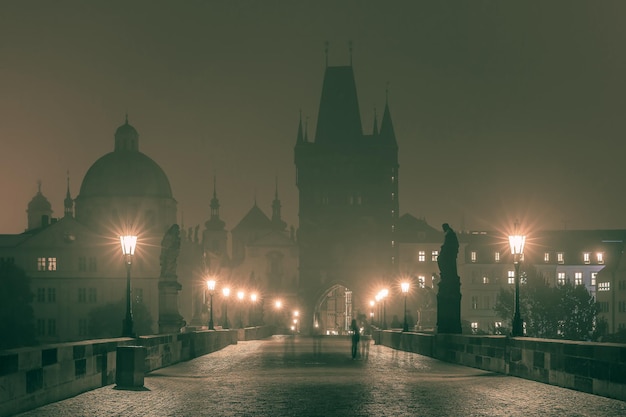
<box><xmin>271</xmin><ymin>178</ymin><xmax>287</xmax><ymax>231</ymax></box>
<box><xmin>372</xmin><ymin>107</ymin><xmax>379</xmax><ymax>136</ymax></box>
<box><xmin>64</xmin><ymin>172</ymin><xmax>74</xmax><ymax>218</ymax></box>
<box><xmin>315</xmin><ymin>65</ymin><xmax>363</xmax><ymax>144</ymax></box>
<box><xmin>296</xmin><ymin>110</ymin><xmax>304</xmax><ymax>145</ymax></box>
<box><xmin>205</xmin><ymin>176</ymin><xmax>225</xmax><ymax>231</ymax></box>
<box><xmin>379</xmin><ymin>88</ymin><xmax>397</xmax><ymax>148</ymax></box>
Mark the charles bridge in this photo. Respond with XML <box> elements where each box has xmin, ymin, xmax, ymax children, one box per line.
<box><xmin>1</xmin><ymin>328</ymin><xmax>625</xmax><ymax>416</ymax></box>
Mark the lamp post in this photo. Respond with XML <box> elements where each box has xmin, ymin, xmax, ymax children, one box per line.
<box><xmin>237</xmin><ymin>290</ymin><xmax>245</xmax><ymax>328</ymax></box>
<box><xmin>381</xmin><ymin>288</ymin><xmax>389</xmax><ymax>330</ymax></box>
<box><xmin>401</xmin><ymin>282</ymin><xmax>410</xmax><ymax>332</ymax></box>
<box><xmin>369</xmin><ymin>300</ymin><xmax>375</xmax><ymax>326</ymax></box>
<box><xmin>509</xmin><ymin>230</ymin><xmax>526</xmax><ymax>337</ymax></box>
<box><xmin>222</xmin><ymin>287</ymin><xmax>230</xmax><ymax>329</ymax></box>
<box><xmin>119</xmin><ymin>235</ymin><xmax>137</xmax><ymax>337</ymax></box>
<box><xmin>207</xmin><ymin>279</ymin><xmax>216</xmax><ymax>330</ymax></box>
<box><xmin>250</xmin><ymin>293</ymin><xmax>258</xmax><ymax>326</ymax></box>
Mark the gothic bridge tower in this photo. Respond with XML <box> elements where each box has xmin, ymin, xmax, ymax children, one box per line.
<box><xmin>294</xmin><ymin>59</ymin><xmax>399</xmax><ymax>332</ymax></box>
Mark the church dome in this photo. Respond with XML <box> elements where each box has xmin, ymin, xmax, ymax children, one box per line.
<box><xmin>79</xmin><ymin>151</ymin><xmax>173</xmax><ymax>198</ymax></box>
<box><xmin>78</xmin><ymin>119</ymin><xmax>173</xmax><ymax>199</ymax></box>
<box><xmin>28</xmin><ymin>189</ymin><xmax>52</xmax><ymax>212</ymax></box>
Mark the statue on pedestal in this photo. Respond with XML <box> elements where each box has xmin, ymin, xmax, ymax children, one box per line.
<box><xmin>436</xmin><ymin>223</ymin><xmax>462</xmax><ymax>334</ymax></box>
<box><xmin>158</xmin><ymin>224</ymin><xmax>185</xmax><ymax>333</ymax></box>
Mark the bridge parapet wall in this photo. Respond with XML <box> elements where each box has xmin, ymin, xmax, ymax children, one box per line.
<box><xmin>0</xmin><ymin>326</ymin><xmax>271</xmax><ymax>417</ymax></box>
<box><xmin>375</xmin><ymin>330</ymin><xmax>626</xmax><ymax>401</ymax></box>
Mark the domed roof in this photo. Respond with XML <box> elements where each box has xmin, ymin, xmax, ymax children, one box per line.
<box><xmin>78</xmin><ymin>119</ymin><xmax>173</xmax><ymax>199</ymax></box>
<box><xmin>79</xmin><ymin>151</ymin><xmax>173</xmax><ymax>198</ymax></box>
<box><xmin>28</xmin><ymin>184</ymin><xmax>52</xmax><ymax>212</ymax></box>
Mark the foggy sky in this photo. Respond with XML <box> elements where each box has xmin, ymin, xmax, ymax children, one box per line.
<box><xmin>2</xmin><ymin>1</ymin><xmax>626</xmax><ymax>236</ymax></box>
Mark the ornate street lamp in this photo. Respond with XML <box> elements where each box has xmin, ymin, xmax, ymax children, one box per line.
<box><xmin>509</xmin><ymin>229</ymin><xmax>526</xmax><ymax>337</ymax></box>
<box><xmin>369</xmin><ymin>300</ymin><xmax>375</xmax><ymax>326</ymax></box>
<box><xmin>119</xmin><ymin>235</ymin><xmax>137</xmax><ymax>337</ymax></box>
<box><xmin>222</xmin><ymin>287</ymin><xmax>230</xmax><ymax>329</ymax></box>
<box><xmin>250</xmin><ymin>293</ymin><xmax>258</xmax><ymax>326</ymax></box>
<box><xmin>207</xmin><ymin>279</ymin><xmax>216</xmax><ymax>330</ymax></box>
<box><xmin>401</xmin><ymin>282</ymin><xmax>410</xmax><ymax>332</ymax></box>
<box><xmin>237</xmin><ymin>290</ymin><xmax>245</xmax><ymax>328</ymax></box>
<box><xmin>381</xmin><ymin>288</ymin><xmax>389</xmax><ymax>330</ymax></box>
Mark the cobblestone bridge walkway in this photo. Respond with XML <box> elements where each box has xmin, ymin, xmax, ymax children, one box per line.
<box><xmin>16</xmin><ymin>335</ymin><xmax>626</xmax><ymax>417</ymax></box>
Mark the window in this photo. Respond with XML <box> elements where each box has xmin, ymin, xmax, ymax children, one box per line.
<box><xmin>418</xmin><ymin>276</ymin><xmax>425</xmax><ymax>288</ymax></box>
<box><xmin>557</xmin><ymin>272</ymin><xmax>566</xmax><ymax>285</ymax></box>
<box><xmin>470</xmin><ymin>251</ymin><xmax>477</xmax><ymax>263</ymax></box>
<box><xmin>494</xmin><ymin>322</ymin><xmax>503</xmax><ymax>334</ymax></box>
<box><xmin>471</xmin><ymin>296</ymin><xmax>479</xmax><ymax>309</ymax></box>
<box><xmin>508</xmin><ymin>270</ymin><xmax>515</xmax><ymax>284</ymax></box>
<box><xmin>574</xmin><ymin>272</ymin><xmax>583</xmax><ymax>286</ymax></box>
<box><xmin>494</xmin><ymin>252</ymin><xmax>500</xmax><ymax>262</ymax></box>
<box><xmin>470</xmin><ymin>322</ymin><xmax>478</xmax><ymax>334</ymax></box>
<box><xmin>598</xmin><ymin>301</ymin><xmax>609</xmax><ymax>312</ymax></box>
<box><xmin>484</xmin><ymin>296</ymin><xmax>490</xmax><ymax>309</ymax></box>
<box><xmin>557</xmin><ymin>252</ymin><xmax>564</xmax><ymax>264</ymax></box>
<box><xmin>544</xmin><ymin>252</ymin><xmax>550</xmax><ymax>263</ymax></box>
<box><xmin>391</xmin><ymin>240</ymin><xmax>395</xmax><ymax>248</ymax></box>
<box><xmin>37</xmin><ymin>288</ymin><xmax>45</xmax><ymax>303</ymax></box>
<box><xmin>598</xmin><ymin>282</ymin><xmax>610</xmax><ymax>291</ymax></box>
<box><xmin>78</xmin><ymin>256</ymin><xmax>86</xmax><ymax>271</ymax></box>
<box><xmin>597</xmin><ymin>252</ymin><xmax>604</xmax><ymax>264</ymax></box>
<box><xmin>583</xmin><ymin>253</ymin><xmax>591</xmax><ymax>264</ymax></box>
<box><xmin>47</xmin><ymin>257</ymin><xmax>57</xmax><ymax>271</ymax></box>
<box><xmin>47</xmin><ymin>319</ymin><xmax>57</xmax><ymax>336</ymax></box>
<box><xmin>418</xmin><ymin>251</ymin><xmax>426</xmax><ymax>262</ymax></box>
<box><xmin>431</xmin><ymin>251</ymin><xmax>439</xmax><ymax>262</ymax></box>
<box><xmin>78</xmin><ymin>288</ymin><xmax>86</xmax><ymax>303</ymax></box>
<box><xmin>37</xmin><ymin>319</ymin><xmax>45</xmax><ymax>336</ymax></box>
<box><xmin>88</xmin><ymin>257</ymin><xmax>97</xmax><ymax>272</ymax></box>
<box><xmin>591</xmin><ymin>272</ymin><xmax>597</xmax><ymax>286</ymax></box>
<box><xmin>37</xmin><ymin>257</ymin><xmax>46</xmax><ymax>271</ymax></box>
<box><xmin>482</xmin><ymin>276</ymin><xmax>489</xmax><ymax>284</ymax></box>
<box><xmin>47</xmin><ymin>288</ymin><xmax>56</xmax><ymax>303</ymax></box>
<box><xmin>391</xmin><ymin>225</ymin><xmax>395</xmax><ymax>233</ymax></box>
<box><xmin>619</xmin><ymin>301</ymin><xmax>626</xmax><ymax>313</ymax></box>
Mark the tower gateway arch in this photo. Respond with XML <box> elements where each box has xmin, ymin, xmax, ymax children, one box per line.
<box><xmin>294</xmin><ymin>59</ymin><xmax>399</xmax><ymax>334</ymax></box>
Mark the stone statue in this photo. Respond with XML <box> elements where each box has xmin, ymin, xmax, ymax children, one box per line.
<box><xmin>160</xmin><ymin>224</ymin><xmax>181</xmax><ymax>279</ymax></box>
<box><xmin>437</xmin><ymin>223</ymin><xmax>459</xmax><ymax>279</ymax></box>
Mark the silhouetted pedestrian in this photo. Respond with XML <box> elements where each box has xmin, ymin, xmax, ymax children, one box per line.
<box><xmin>350</xmin><ymin>319</ymin><xmax>360</xmax><ymax>359</ymax></box>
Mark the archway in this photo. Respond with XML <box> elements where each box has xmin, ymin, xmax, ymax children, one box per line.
<box><xmin>312</xmin><ymin>284</ymin><xmax>360</xmax><ymax>335</ymax></box>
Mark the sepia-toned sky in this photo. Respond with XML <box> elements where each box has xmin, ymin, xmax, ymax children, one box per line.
<box><xmin>2</xmin><ymin>1</ymin><xmax>626</xmax><ymax>236</ymax></box>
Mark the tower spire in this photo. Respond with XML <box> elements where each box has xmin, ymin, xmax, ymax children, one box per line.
<box><xmin>272</xmin><ymin>177</ymin><xmax>286</xmax><ymax>231</ymax></box>
<box><xmin>379</xmin><ymin>83</ymin><xmax>397</xmax><ymax>146</ymax></box>
<box><xmin>372</xmin><ymin>107</ymin><xmax>379</xmax><ymax>136</ymax></box>
<box><xmin>349</xmin><ymin>40</ymin><xmax>353</xmax><ymax>66</ymax></box>
<box><xmin>304</xmin><ymin>116</ymin><xmax>309</xmax><ymax>142</ymax></box>
<box><xmin>296</xmin><ymin>109</ymin><xmax>304</xmax><ymax>144</ymax></box>
<box><xmin>64</xmin><ymin>170</ymin><xmax>74</xmax><ymax>218</ymax></box>
<box><xmin>325</xmin><ymin>41</ymin><xmax>329</xmax><ymax>67</ymax></box>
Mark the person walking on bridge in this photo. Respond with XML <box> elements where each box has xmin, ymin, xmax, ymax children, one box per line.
<box><xmin>350</xmin><ymin>319</ymin><xmax>360</xmax><ymax>359</ymax></box>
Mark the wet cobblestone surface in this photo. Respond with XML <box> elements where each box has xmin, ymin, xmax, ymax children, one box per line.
<box><xmin>16</xmin><ymin>335</ymin><xmax>626</xmax><ymax>416</ymax></box>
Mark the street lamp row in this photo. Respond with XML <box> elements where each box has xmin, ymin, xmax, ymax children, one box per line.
<box><xmin>205</xmin><ymin>280</ymin><xmax>260</xmax><ymax>330</ymax></box>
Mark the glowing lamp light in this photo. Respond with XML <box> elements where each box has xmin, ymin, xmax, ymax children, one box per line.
<box><xmin>120</xmin><ymin>235</ymin><xmax>137</xmax><ymax>256</ymax></box>
<box><xmin>401</xmin><ymin>282</ymin><xmax>410</xmax><ymax>294</ymax></box>
<box><xmin>207</xmin><ymin>279</ymin><xmax>216</xmax><ymax>292</ymax></box>
<box><xmin>222</xmin><ymin>287</ymin><xmax>230</xmax><ymax>297</ymax></box>
<box><xmin>237</xmin><ymin>291</ymin><xmax>245</xmax><ymax>301</ymax></box>
<box><xmin>275</xmin><ymin>300</ymin><xmax>282</xmax><ymax>309</ymax></box>
<box><xmin>509</xmin><ymin>234</ymin><xmax>526</xmax><ymax>257</ymax></box>
<box><xmin>250</xmin><ymin>293</ymin><xmax>258</xmax><ymax>302</ymax></box>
